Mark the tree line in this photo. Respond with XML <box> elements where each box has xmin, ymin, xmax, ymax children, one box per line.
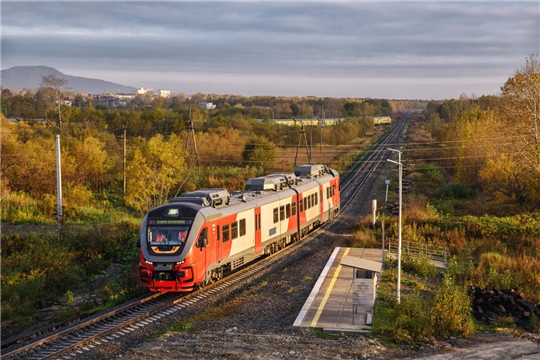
<box><xmin>419</xmin><ymin>54</ymin><xmax>540</xmax><ymax>213</ymax></box>
<box><xmin>1</xmin><ymin>86</ymin><xmax>399</xmax><ymax>214</ymax></box>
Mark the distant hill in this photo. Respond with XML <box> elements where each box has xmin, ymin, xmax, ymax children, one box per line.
<box><xmin>1</xmin><ymin>66</ymin><xmax>136</xmax><ymax>94</ymax></box>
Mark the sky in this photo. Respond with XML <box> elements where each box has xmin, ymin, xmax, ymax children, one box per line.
<box><xmin>1</xmin><ymin>1</ymin><xmax>539</xmax><ymax>100</ymax></box>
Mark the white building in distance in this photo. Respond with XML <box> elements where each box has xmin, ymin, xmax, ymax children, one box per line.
<box><xmin>198</xmin><ymin>101</ymin><xmax>216</xmax><ymax>110</ymax></box>
<box><xmin>137</xmin><ymin>86</ymin><xmax>152</xmax><ymax>95</ymax></box>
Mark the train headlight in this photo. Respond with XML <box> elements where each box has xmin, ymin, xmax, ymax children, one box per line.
<box><xmin>176</xmin><ymin>260</ymin><xmax>184</xmax><ymax>265</ymax></box>
<box><xmin>145</xmin><ymin>260</ymin><xmax>153</xmax><ymax>265</ymax></box>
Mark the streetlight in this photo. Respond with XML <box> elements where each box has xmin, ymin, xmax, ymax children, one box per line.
<box><xmin>382</xmin><ymin>179</ymin><xmax>390</xmax><ymax>263</ymax></box>
<box><xmin>387</xmin><ymin>148</ymin><xmax>402</xmax><ymax>304</ymax></box>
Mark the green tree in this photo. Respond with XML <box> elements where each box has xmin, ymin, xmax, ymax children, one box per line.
<box><xmin>153</xmin><ymin>96</ymin><xmax>165</xmax><ymax>109</ymax></box>
<box><xmin>62</xmin><ymin>136</ymin><xmax>114</xmax><ymax>191</ymax></box>
<box><xmin>125</xmin><ymin>134</ymin><xmax>187</xmax><ymax>211</ymax></box>
<box><xmin>500</xmin><ymin>54</ymin><xmax>540</xmax><ymax>167</ymax></box>
<box><xmin>5</xmin><ymin>134</ymin><xmax>57</xmax><ymax>196</ymax></box>
<box><xmin>197</xmin><ymin>127</ymin><xmax>245</xmax><ymax>166</ymax></box>
<box><xmin>4</xmin><ymin>95</ymin><xmax>34</xmax><ymax>118</ymax></box>
<box><xmin>242</xmin><ymin>135</ymin><xmax>277</xmax><ymax>170</ymax></box>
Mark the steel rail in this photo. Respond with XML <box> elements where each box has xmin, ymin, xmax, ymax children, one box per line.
<box><xmin>340</xmin><ymin>111</ymin><xmax>411</xmax><ymax>211</ymax></box>
<box><xmin>1</xmin><ymin>292</ymin><xmax>167</xmax><ymax>359</ymax></box>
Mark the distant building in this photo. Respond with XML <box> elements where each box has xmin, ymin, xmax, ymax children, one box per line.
<box><xmin>117</xmin><ymin>93</ymin><xmax>135</xmax><ymax>99</ymax></box>
<box><xmin>92</xmin><ymin>95</ymin><xmax>124</xmax><ymax>107</ymax></box>
<box><xmin>198</xmin><ymin>101</ymin><xmax>216</xmax><ymax>110</ymax></box>
<box><xmin>137</xmin><ymin>87</ymin><xmax>152</xmax><ymax>95</ymax></box>
<box><xmin>159</xmin><ymin>89</ymin><xmax>171</xmax><ymax>98</ymax></box>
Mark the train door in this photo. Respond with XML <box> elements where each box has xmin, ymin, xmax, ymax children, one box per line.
<box><xmin>205</xmin><ymin>224</ymin><xmax>218</xmax><ymax>272</ymax></box>
<box><xmin>214</xmin><ymin>222</ymin><xmax>221</xmax><ymax>262</ymax></box>
<box><xmin>193</xmin><ymin>226</ymin><xmax>209</xmax><ymax>283</ymax></box>
<box><xmin>320</xmin><ymin>185</ymin><xmax>325</xmax><ymax>222</ymax></box>
<box><xmin>254</xmin><ymin>207</ymin><xmax>262</xmax><ymax>254</ymax></box>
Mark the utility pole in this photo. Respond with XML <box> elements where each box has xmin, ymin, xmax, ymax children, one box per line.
<box><xmin>55</xmin><ymin>135</ymin><xmax>63</xmax><ymax>241</ymax></box>
<box><xmin>388</xmin><ymin>148</ymin><xmax>402</xmax><ymax>304</ymax></box>
<box><xmin>123</xmin><ymin>126</ymin><xmax>127</xmax><ymax>197</ymax></box>
<box><xmin>320</xmin><ymin>119</ymin><xmax>323</xmax><ymax>154</ymax></box>
<box><xmin>185</xmin><ymin>120</ymin><xmax>200</xmax><ymax>167</ymax></box>
<box><xmin>309</xmin><ymin>124</ymin><xmax>313</xmax><ymax>163</ymax></box>
<box><xmin>294</xmin><ymin>124</ymin><xmax>311</xmax><ymax>167</ymax></box>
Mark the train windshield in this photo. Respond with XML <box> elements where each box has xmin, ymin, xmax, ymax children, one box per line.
<box><xmin>147</xmin><ymin>225</ymin><xmax>191</xmax><ymax>254</ymax></box>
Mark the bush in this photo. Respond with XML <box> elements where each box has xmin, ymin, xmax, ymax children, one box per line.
<box><xmin>64</xmin><ymin>183</ymin><xmax>94</xmax><ymax>208</ymax></box>
<box><xmin>401</xmin><ymin>253</ymin><xmax>438</xmax><ymax>278</ymax></box>
<box><xmin>415</xmin><ymin>163</ymin><xmax>444</xmax><ymax>183</ymax></box>
<box><xmin>1</xmin><ymin>233</ymin><xmax>83</xmax><ymax>324</ymax></box>
<box><xmin>62</xmin><ymin>222</ymin><xmax>139</xmax><ymax>275</ymax></box>
<box><xmin>435</xmin><ymin>183</ymin><xmax>477</xmax><ymax>200</ymax></box>
<box><xmin>1</xmin><ymin>191</ymin><xmax>53</xmax><ymax>224</ymax></box>
<box><xmin>431</xmin><ymin>270</ymin><xmax>473</xmax><ymax>338</ymax></box>
<box><xmin>373</xmin><ymin>264</ymin><xmax>434</xmax><ymax>343</ymax></box>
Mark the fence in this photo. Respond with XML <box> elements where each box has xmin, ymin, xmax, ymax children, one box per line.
<box><xmin>387</xmin><ymin>238</ymin><xmax>448</xmax><ymax>268</ymax></box>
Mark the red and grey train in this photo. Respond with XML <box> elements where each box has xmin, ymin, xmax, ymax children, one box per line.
<box><xmin>138</xmin><ymin>164</ymin><xmax>340</xmax><ymax>292</ymax></box>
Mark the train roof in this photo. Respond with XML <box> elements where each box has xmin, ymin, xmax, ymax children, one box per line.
<box><xmin>167</xmin><ymin>165</ymin><xmax>338</xmax><ymax>212</ymax></box>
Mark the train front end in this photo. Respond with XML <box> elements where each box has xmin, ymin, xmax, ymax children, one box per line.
<box><xmin>138</xmin><ymin>203</ymin><xmax>200</xmax><ymax>292</ymax></box>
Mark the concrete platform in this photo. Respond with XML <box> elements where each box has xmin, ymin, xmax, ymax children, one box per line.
<box><xmin>293</xmin><ymin>247</ymin><xmax>383</xmax><ymax>333</ymax></box>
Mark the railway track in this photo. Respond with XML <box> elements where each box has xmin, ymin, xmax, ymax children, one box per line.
<box><xmin>1</xmin><ymin>112</ymin><xmax>412</xmax><ymax>360</ymax></box>
<box><xmin>340</xmin><ymin>110</ymin><xmax>411</xmax><ymax>210</ymax></box>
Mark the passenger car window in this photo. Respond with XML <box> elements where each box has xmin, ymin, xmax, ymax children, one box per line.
<box><xmin>232</xmin><ymin>221</ymin><xmax>238</xmax><ymax>239</ymax></box>
<box><xmin>240</xmin><ymin>219</ymin><xmax>246</xmax><ymax>236</ymax></box>
<box><xmin>223</xmin><ymin>224</ymin><xmax>230</xmax><ymax>242</ymax></box>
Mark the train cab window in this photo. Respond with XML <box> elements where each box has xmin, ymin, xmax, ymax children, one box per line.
<box><xmin>292</xmin><ymin>202</ymin><xmax>297</xmax><ymax>216</ymax></box>
<box><xmin>240</xmin><ymin>219</ymin><xmax>246</xmax><ymax>236</ymax></box>
<box><xmin>217</xmin><ymin>225</ymin><xmax>221</xmax><ymax>241</ymax></box>
<box><xmin>299</xmin><ymin>198</ymin><xmax>304</xmax><ymax>212</ymax></box>
<box><xmin>273</xmin><ymin>208</ymin><xmax>278</xmax><ymax>223</ymax></box>
<box><xmin>223</xmin><ymin>224</ymin><xmax>230</xmax><ymax>242</ymax></box>
<box><xmin>197</xmin><ymin>228</ymin><xmax>208</xmax><ymax>248</ymax></box>
<box><xmin>147</xmin><ymin>226</ymin><xmax>191</xmax><ymax>255</ymax></box>
<box><xmin>326</xmin><ymin>187</ymin><xmax>330</xmax><ymax>199</ymax></box>
<box><xmin>232</xmin><ymin>221</ymin><xmax>238</xmax><ymax>239</ymax></box>
<box><xmin>280</xmin><ymin>206</ymin><xmax>285</xmax><ymax>221</ymax></box>
<box><xmin>286</xmin><ymin>204</ymin><xmax>290</xmax><ymax>219</ymax></box>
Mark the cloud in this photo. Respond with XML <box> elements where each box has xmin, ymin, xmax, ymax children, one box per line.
<box><xmin>1</xmin><ymin>1</ymin><xmax>538</xmax><ymax>99</ymax></box>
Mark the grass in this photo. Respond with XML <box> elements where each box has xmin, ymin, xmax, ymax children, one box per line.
<box><xmin>1</xmin><ymin>222</ymin><xmax>146</xmax><ymax>333</ymax></box>
<box><xmin>368</xmin><ymin>200</ymin><xmax>540</xmax><ymax>343</ymax></box>
<box><xmin>312</xmin><ymin>327</ymin><xmax>341</xmax><ymax>339</ymax></box>
<box><xmin>373</xmin><ymin>256</ymin><xmax>473</xmax><ymax>344</ymax></box>
<box><xmin>364</xmin><ymin>163</ymin><xmax>540</xmax><ymax>345</ymax></box>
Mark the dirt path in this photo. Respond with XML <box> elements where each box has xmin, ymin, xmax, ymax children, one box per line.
<box><xmin>401</xmin><ymin>332</ymin><xmax>540</xmax><ymax>360</ymax></box>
